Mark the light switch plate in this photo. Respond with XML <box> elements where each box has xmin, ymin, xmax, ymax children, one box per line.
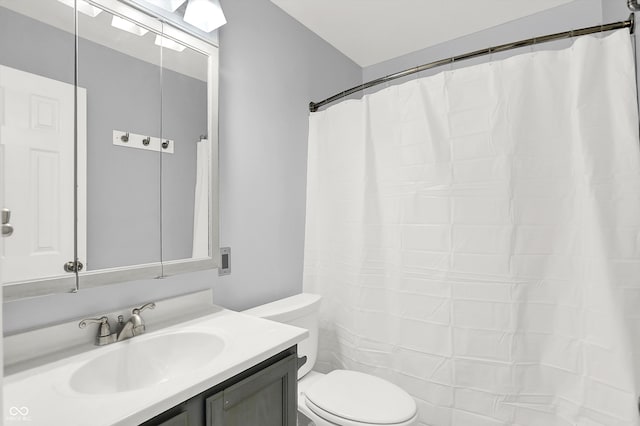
<box><xmin>219</xmin><ymin>247</ymin><xmax>231</xmax><ymax>276</ymax></box>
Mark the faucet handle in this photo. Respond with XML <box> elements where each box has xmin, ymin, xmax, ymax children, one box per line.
<box><xmin>78</xmin><ymin>316</ymin><xmax>112</xmax><ymax>338</ymax></box>
<box><xmin>132</xmin><ymin>302</ymin><xmax>156</xmax><ymax>315</ymax></box>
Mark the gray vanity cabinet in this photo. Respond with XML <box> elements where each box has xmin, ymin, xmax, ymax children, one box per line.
<box><xmin>206</xmin><ymin>354</ymin><xmax>297</xmax><ymax>425</ymax></box>
<box><xmin>141</xmin><ymin>347</ymin><xmax>298</xmax><ymax>426</ymax></box>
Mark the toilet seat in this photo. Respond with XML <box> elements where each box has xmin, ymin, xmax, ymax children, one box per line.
<box><xmin>303</xmin><ymin>370</ymin><xmax>417</xmax><ymax>426</ymax></box>
<box><xmin>304</xmin><ymin>399</ymin><xmax>418</xmax><ymax>426</ymax></box>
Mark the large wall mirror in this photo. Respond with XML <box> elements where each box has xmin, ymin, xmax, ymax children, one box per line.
<box><xmin>0</xmin><ymin>0</ymin><xmax>219</xmax><ymax>300</ymax></box>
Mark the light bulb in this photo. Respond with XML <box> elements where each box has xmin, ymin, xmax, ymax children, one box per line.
<box><xmin>57</xmin><ymin>0</ymin><xmax>103</xmax><ymax>17</ymax></box>
<box><xmin>184</xmin><ymin>0</ymin><xmax>226</xmax><ymax>33</ymax></box>
<box><xmin>154</xmin><ymin>35</ymin><xmax>186</xmax><ymax>52</ymax></box>
<box><xmin>111</xmin><ymin>16</ymin><xmax>149</xmax><ymax>36</ymax></box>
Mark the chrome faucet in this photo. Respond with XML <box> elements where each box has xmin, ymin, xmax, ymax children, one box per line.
<box><xmin>78</xmin><ymin>302</ymin><xmax>156</xmax><ymax>346</ymax></box>
<box><xmin>117</xmin><ymin>302</ymin><xmax>155</xmax><ymax>341</ymax></box>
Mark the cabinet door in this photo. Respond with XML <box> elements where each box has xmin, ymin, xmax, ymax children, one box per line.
<box><xmin>155</xmin><ymin>411</ymin><xmax>190</xmax><ymax>426</ymax></box>
<box><xmin>142</xmin><ymin>407</ymin><xmax>193</xmax><ymax>426</ymax></box>
<box><xmin>206</xmin><ymin>354</ymin><xmax>297</xmax><ymax>426</ymax></box>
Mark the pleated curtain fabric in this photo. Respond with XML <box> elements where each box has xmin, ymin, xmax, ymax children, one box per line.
<box><xmin>192</xmin><ymin>138</ymin><xmax>210</xmax><ymax>258</ymax></box>
<box><xmin>304</xmin><ymin>29</ymin><xmax>640</xmax><ymax>425</ymax></box>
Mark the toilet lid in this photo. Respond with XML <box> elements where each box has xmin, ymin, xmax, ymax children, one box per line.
<box><xmin>304</xmin><ymin>370</ymin><xmax>417</xmax><ymax>424</ymax></box>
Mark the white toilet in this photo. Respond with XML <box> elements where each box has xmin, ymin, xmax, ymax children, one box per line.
<box><xmin>244</xmin><ymin>293</ymin><xmax>418</xmax><ymax>426</ymax></box>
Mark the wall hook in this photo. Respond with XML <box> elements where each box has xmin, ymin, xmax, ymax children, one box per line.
<box><xmin>113</xmin><ymin>130</ymin><xmax>173</xmax><ymax>154</ymax></box>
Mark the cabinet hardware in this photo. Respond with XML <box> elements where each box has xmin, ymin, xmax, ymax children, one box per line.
<box><xmin>64</xmin><ymin>260</ymin><xmax>84</xmax><ymax>273</ymax></box>
<box><xmin>2</xmin><ymin>208</ymin><xmax>13</xmax><ymax>237</ymax></box>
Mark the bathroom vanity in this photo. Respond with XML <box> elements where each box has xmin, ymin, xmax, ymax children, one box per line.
<box><xmin>143</xmin><ymin>348</ymin><xmax>297</xmax><ymax>426</ymax></box>
<box><xmin>3</xmin><ymin>291</ymin><xmax>307</xmax><ymax>425</ymax></box>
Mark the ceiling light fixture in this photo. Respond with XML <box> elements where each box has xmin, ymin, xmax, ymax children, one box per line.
<box><xmin>183</xmin><ymin>0</ymin><xmax>226</xmax><ymax>33</ymax></box>
<box><xmin>154</xmin><ymin>35</ymin><xmax>186</xmax><ymax>52</ymax></box>
<box><xmin>57</xmin><ymin>0</ymin><xmax>103</xmax><ymax>17</ymax></box>
<box><xmin>111</xmin><ymin>16</ymin><xmax>149</xmax><ymax>36</ymax></box>
<box><xmin>143</xmin><ymin>0</ymin><xmax>187</xmax><ymax>12</ymax></box>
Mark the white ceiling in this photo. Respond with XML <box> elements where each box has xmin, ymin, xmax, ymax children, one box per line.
<box><xmin>270</xmin><ymin>0</ymin><xmax>576</xmax><ymax>67</ymax></box>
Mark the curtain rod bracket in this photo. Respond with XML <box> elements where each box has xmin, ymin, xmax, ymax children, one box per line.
<box><xmin>629</xmin><ymin>0</ymin><xmax>640</xmax><ymax>12</ymax></box>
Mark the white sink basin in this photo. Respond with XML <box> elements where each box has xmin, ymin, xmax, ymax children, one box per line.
<box><xmin>69</xmin><ymin>331</ymin><xmax>225</xmax><ymax>394</ymax></box>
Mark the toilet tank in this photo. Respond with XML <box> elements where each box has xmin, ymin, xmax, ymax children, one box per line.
<box><xmin>243</xmin><ymin>293</ymin><xmax>321</xmax><ymax>379</ymax></box>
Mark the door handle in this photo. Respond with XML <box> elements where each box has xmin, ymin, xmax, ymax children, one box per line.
<box><xmin>2</xmin><ymin>208</ymin><xmax>13</xmax><ymax>237</ymax></box>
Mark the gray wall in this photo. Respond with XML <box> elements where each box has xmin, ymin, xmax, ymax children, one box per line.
<box><xmin>3</xmin><ymin>0</ymin><xmax>361</xmax><ymax>333</ymax></box>
<box><xmin>604</xmin><ymin>0</ymin><xmax>637</xmax><ymax>21</ymax></box>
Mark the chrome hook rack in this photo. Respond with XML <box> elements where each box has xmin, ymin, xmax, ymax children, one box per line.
<box><xmin>112</xmin><ymin>130</ymin><xmax>174</xmax><ymax>154</ymax></box>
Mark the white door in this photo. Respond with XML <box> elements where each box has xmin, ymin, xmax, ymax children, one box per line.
<box><xmin>0</xmin><ymin>65</ymin><xmax>86</xmax><ymax>283</ymax></box>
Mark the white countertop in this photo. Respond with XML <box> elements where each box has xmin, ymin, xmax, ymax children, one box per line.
<box><xmin>4</xmin><ymin>307</ymin><xmax>308</xmax><ymax>425</ymax></box>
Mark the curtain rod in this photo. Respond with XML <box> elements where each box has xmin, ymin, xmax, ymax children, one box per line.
<box><xmin>309</xmin><ymin>14</ymin><xmax>636</xmax><ymax>113</ymax></box>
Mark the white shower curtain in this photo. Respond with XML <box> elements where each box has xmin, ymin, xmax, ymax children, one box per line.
<box><xmin>192</xmin><ymin>138</ymin><xmax>209</xmax><ymax>258</ymax></box>
<box><xmin>304</xmin><ymin>30</ymin><xmax>640</xmax><ymax>425</ymax></box>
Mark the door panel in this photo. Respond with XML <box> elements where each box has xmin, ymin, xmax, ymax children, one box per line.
<box><xmin>0</xmin><ymin>65</ymin><xmax>86</xmax><ymax>283</ymax></box>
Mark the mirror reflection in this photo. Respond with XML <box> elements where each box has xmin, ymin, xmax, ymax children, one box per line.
<box><xmin>0</xmin><ymin>0</ymin><xmax>215</xmax><ymax>295</ymax></box>
<box><xmin>78</xmin><ymin>5</ymin><xmax>162</xmax><ymax>271</ymax></box>
<box><xmin>0</xmin><ymin>0</ymin><xmax>78</xmax><ymax>285</ymax></box>
<box><xmin>161</xmin><ymin>44</ymin><xmax>209</xmax><ymax>263</ymax></box>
